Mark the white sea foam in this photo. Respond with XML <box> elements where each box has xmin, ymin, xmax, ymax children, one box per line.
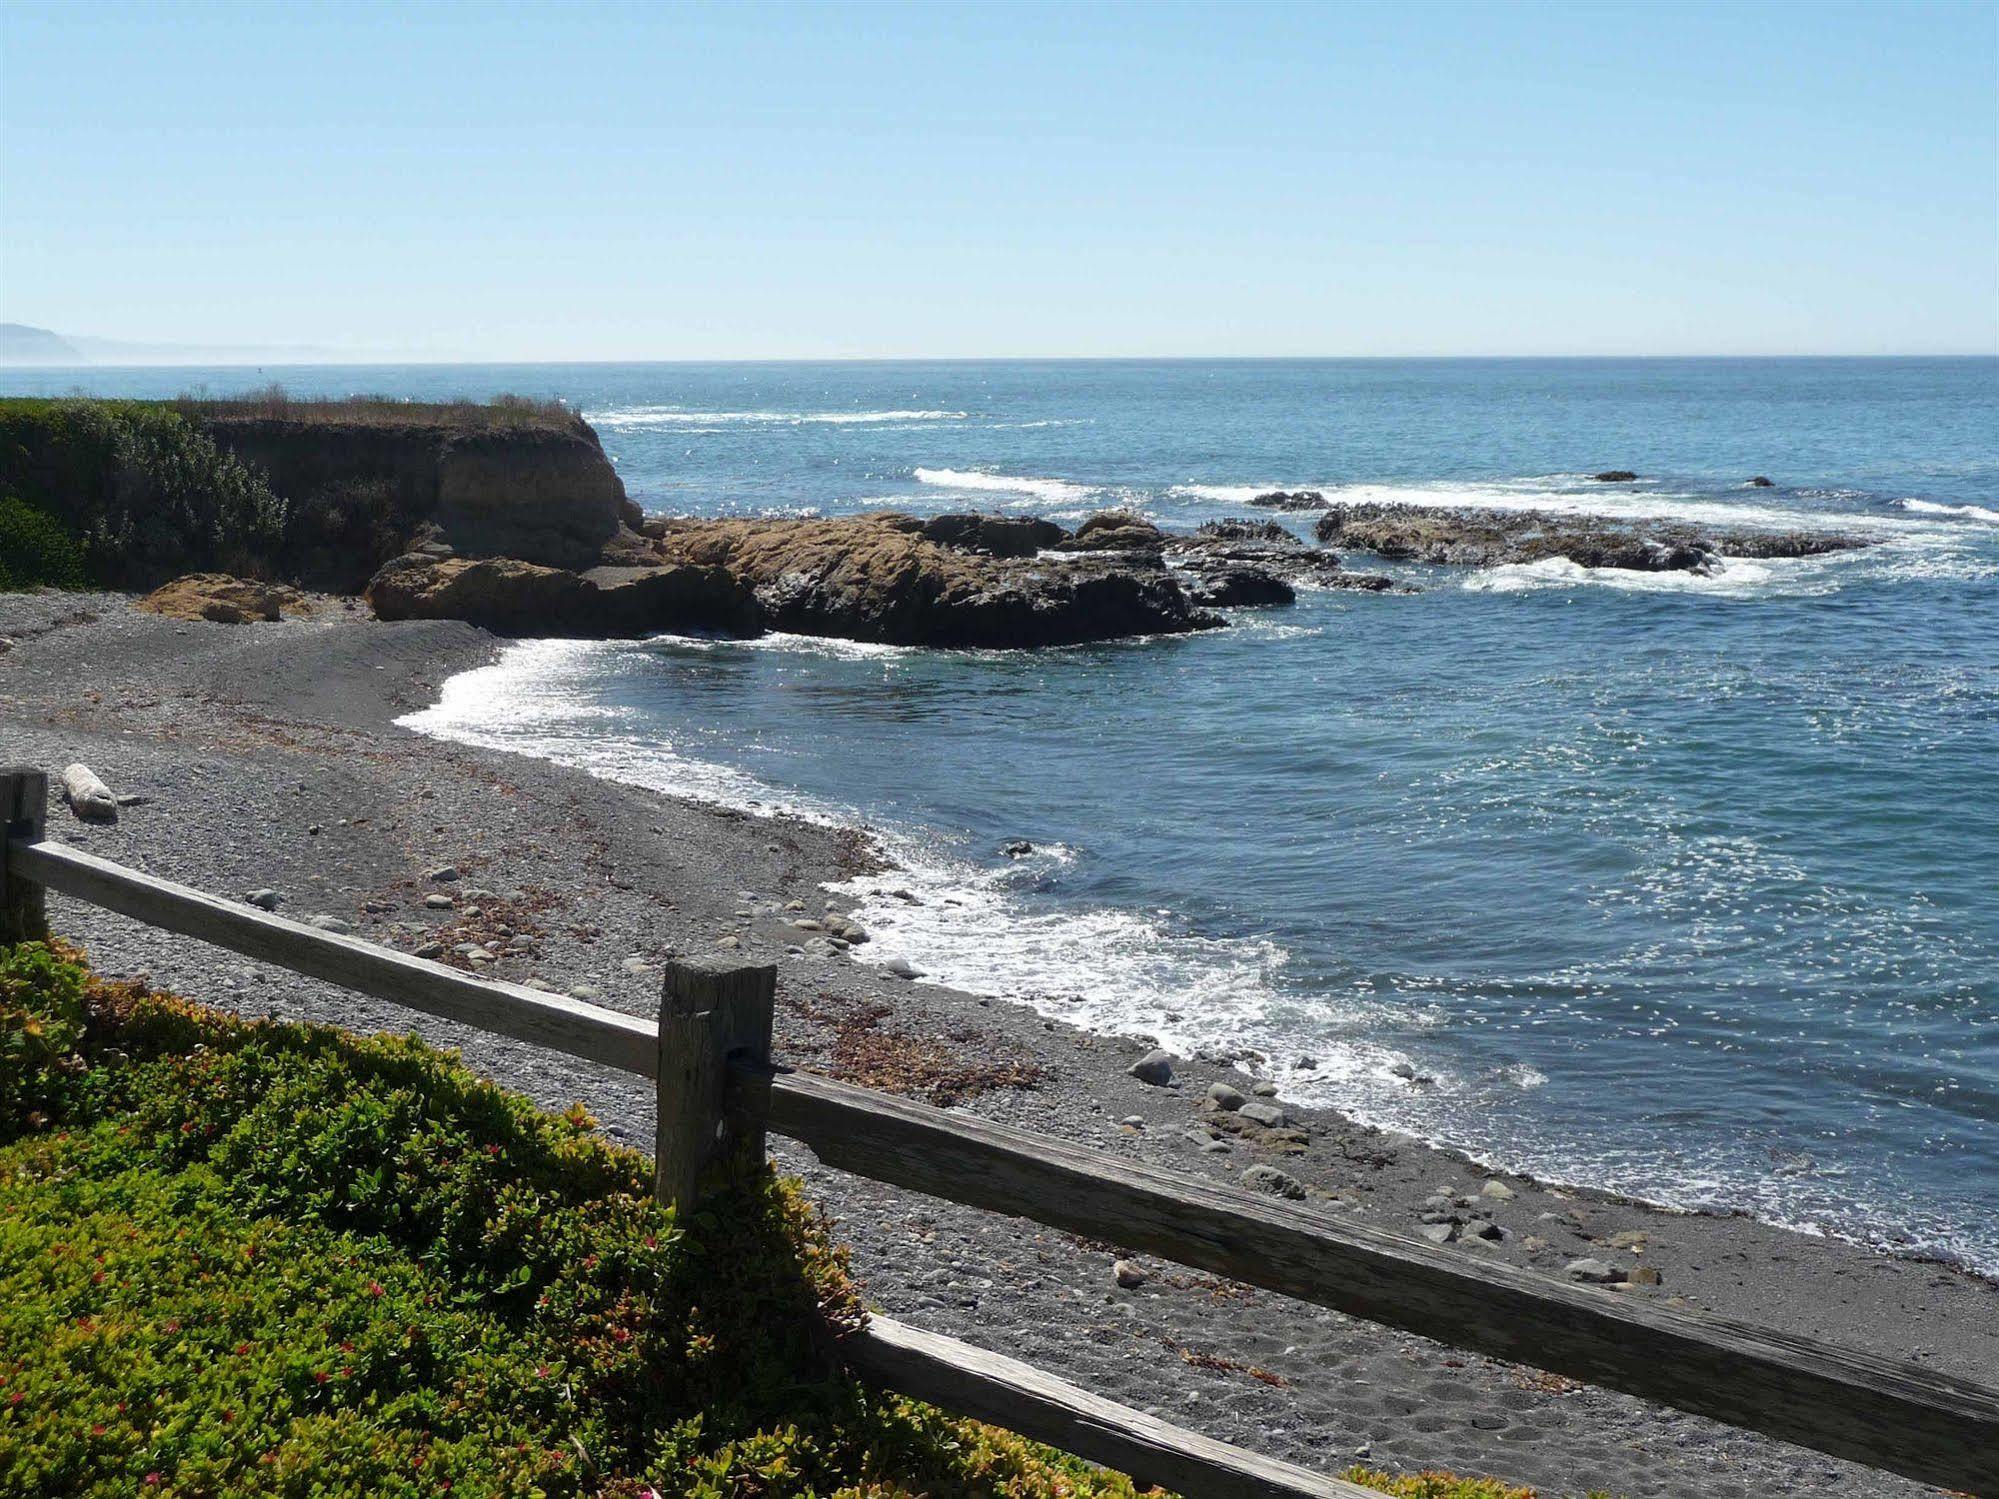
<box><xmin>588</xmin><ymin>406</ymin><xmax>967</xmax><ymax>430</ymax></box>
<box><xmin>912</xmin><ymin>466</ymin><xmax>1100</xmax><ymax>505</ymax></box>
<box><xmin>1898</xmin><ymin>498</ymin><xmax>1999</xmax><ymax>524</ymax></box>
<box><xmin>1170</xmin><ymin>482</ymin><xmax>1314</xmax><ymax>505</ymax></box>
<box><xmin>1464</xmin><ymin>553</ymin><xmax>1791</xmax><ymax>597</ymax></box>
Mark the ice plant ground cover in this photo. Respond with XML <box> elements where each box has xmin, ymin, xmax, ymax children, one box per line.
<box><xmin>0</xmin><ymin>938</ymin><xmax>1608</xmax><ymax>1499</ymax></box>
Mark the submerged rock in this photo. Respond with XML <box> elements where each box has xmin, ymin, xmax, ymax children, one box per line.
<box><xmin>1591</xmin><ymin>470</ymin><xmax>1639</xmax><ymax>483</ymax></box>
<box><xmin>1314</xmin><ymin>502</ymin><xmax>1869</xmax><ymax>574</ymax></box>
<box><xmin>1248</xmin><ymin>490</ymin><xmax>1328</xmax><ymax>510</ymax></box>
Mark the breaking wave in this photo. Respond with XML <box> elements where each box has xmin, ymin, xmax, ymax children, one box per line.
<box><xmin>1899</xmin><ymin>498</ymin><xmax>1999</xmax><ymax>524</ymax></box>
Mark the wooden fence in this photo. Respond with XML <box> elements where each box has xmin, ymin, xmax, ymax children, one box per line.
<box><xmin>3</xmin><ymin>766</ymin><xmax>1994</xmax><ymax>1498</ymax></box>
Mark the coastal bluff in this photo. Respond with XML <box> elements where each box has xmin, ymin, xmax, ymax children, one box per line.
<box><xmin>195</xmin><ymin>402</ymin><xmax>640</xmax><ymax>587</ymax></box>
<box><xmin>0</xmin><ymin>393</ymin><xmax>643</xmax><ymax>593</ymax></box>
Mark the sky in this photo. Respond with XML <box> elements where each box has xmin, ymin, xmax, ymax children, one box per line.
<box><xmin>1</xmin><ymin>0</ymin><xmax>1995</xmax><ymax>361</ymax></box>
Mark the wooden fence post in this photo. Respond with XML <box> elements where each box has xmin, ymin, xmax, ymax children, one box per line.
<box><xmin>1</xmin><ymin>768</ymin><xmax>50</xmax><ymax>945</ymax></box>
<box><xmin>655</xmin><ymin>957</ymin><xmax>777</xmax><ymax>1209</ymax></box>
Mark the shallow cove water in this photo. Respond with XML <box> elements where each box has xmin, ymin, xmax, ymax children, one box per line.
<box><xmin>15</xmin><ymin>356</ymin><xmax>1997</xmax><ymax>1273</ymax></box>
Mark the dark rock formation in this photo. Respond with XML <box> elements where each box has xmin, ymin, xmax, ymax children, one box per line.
<box><xmin>1314</xmin><ymin>502</ymin><xmax>1870</xmax><ymax>573</ymax></box>
<box><xmin>1183</xmin><ymin>565</ymin><xmax>1295</xmax><ymax>608</ymax></box>
<box><xmin>649</xmin><ymin>516</ymin><xmax>1220</xmax><ymax>648</ymax></box>
<box><xmin>1052</xmin><ymin>511</ymin><xmax>1169</xmax><ymax>553</ymax></box>
<box><xmin>1249</xmin><ymin>490</ymin><xmax>1328</xmax><ymax>510</ymax></box>
<box><xmin>1748</xmin><ymin>476</ymin><xmax>1775</xmax><ymax>487</ymax></box>
<box><xmin>1592</xmin><ymin>471</ymin><xmax>1639</xmax><ymax>483</ymax></box>
<box><xmin>1167</xmin><ymin>518</ymin><xmax>1404</xmax><ymax>596</ymax></box>
<box><xmin>364</xmin><ymin>555</ymin><xmax>760</xmax><ymax>638</ymax></box>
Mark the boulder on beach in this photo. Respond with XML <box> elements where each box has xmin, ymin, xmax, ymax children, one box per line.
<box><xmin>364</xmin><ymin>554</ymin><xmax>761</xmax><ymax>638</ymax></box>
<box><xmin>136</xmin><ymin>573</ymin><xmax>300</xmax><ymax>624</ymax></box>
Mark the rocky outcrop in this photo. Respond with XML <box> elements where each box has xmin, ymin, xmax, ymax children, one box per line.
<box><xmin>364</xmin><ymin>555</ymin><xmax>759</xmax><ymax>638</ymax></box>
<box><xmin>649</xmin><ymin>515</ymin><xmax>1220</xmax><ymax>648</ymax></box>
<box><xmin>197</xmin><ymin>409</ymin><xmax>638</xmax><ymax>590</ymax></box>
<box><xmin>1167</xmin><ymin>518</ymin><xmax>1403</xmax><ymax>595</ymax></box>
<box><xmin>1314</xmin><ymin>502</ymin><xmax>1870</xmax><ymax>573</ymax></box>
<box><xmin>1592</xmin><ymin>471</ymin><xmax>1639</xmax><ymax>483</ymax></box>
<box><xmin>1248</xmin><ymin>490</ymin><xmax>1328</xmax><ymax>511</ymax></box>
<box><xmin>364</xmin><ymin>505</ymin><xmax>1416</xmax><ymax>646</ymax></box>
<box><xmin>1051</xmin><ymin>512</ymin><xmax>1169</xmax><ymax>553</ymax></box>
<box><xmin>135</xmin><ymin>573</ymin><xmax>302</xmax><ymax>623</ymax></box>
<box><xmin>867</xmin><ymin>511</ymin><xmax>1067</xmax><ymax>558</ymax></box>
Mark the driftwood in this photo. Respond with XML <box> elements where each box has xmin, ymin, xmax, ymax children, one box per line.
<box><xmin>60</xmin><ymin>763</ymin><xmax>118</xmax><ymax>822</ymax></box>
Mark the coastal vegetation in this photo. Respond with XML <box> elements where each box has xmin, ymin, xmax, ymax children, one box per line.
<box><xmin>1</xmin><ymin>936</ymin><xmax>1614</xmax><ymax>1498</ymax></box>
<box><xmin>0</xmin><ymin>399</ymin><xmax>285</xmax><ymax>589</ymax></box>
<box><xmin>0</xmin><ymin>495</ymin><xmax>86</xmax><ymax>591</ymax></box>
<box><xmin>0</xmin><ymin>938</ymin><xmax>1141</xmax><ymax>1497</ymax></box>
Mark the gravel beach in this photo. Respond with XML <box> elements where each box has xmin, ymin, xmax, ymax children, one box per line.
<box><xmin>3</xmin><ymin>590</ymin><xmax>1991</xmax><ymax>1499</ymax></box>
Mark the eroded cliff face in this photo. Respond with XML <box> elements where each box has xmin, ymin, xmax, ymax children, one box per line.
<box><xmin>197</xmin><ymin>413</ymin><xmax>637</xmax><ymax>590</ymax></box>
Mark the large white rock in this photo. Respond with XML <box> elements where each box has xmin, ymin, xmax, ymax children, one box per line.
<box><xmin>60</xmin><ymin>763</ymin><xmax>118</xmax><ymax>822</ymax></box>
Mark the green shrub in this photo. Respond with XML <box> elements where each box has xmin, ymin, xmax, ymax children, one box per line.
<box><xmin>0</xmin><ymin>400</ymin><xmax>286</xmax><ymax>588</ymax></box>
<box><xmin>0</xmin><ymin>496</ymin><xmax>86</xmax><ymax>591</ymax></box>
<box><xmin>0</xmin><ymin>945</ymin><xmax>1143</xmax><ymax>1498</ymax></box>
<box><xmin>0</xmin><ymin>940</ymin><xmax>89</xmax><ymax>1129</ymax></box>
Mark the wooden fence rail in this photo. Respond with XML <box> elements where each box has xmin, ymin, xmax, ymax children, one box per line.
<box><xmin>4</xmin><ymin>765</ymin><xmax>1995</xmax><ymax>1497</ymax></box>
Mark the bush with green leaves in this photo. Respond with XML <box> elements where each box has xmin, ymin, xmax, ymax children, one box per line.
<box><xmin>0</xmin><ymin>943</ymin><xmax>1148</xmax><ymax>1498</ymax></box>
<box><xmin>0</xmin><ymin>495</ymin><xmax>87</xmax><ymax>591</ymax></box>
<box><xmin>0</xmin><ymin>400</ymin><xmax>286</xmax><ymax>587</ymax></box>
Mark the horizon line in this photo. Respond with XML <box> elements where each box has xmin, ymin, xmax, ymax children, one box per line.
<box><xmin>2</xmin><ymin>351</ymin><xmax>1995</xmax><ymax>372</ymax></box>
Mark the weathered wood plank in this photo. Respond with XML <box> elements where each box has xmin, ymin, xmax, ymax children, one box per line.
<box><xmin>655</xmin><ymin>957</ymin><xmax>776</xmax><ymax>1208</ymax></box>
<box><xmin>9</xmin><ymin>838</ymin><xmax>658</xmax><ymax>1077</ymax></box>
<box><xmin>1</xmin><ymin>769</ymin><xmax>50</xmax><ymax>943</ymax></box>
<box><xmin>847</xmin><ymin>1315</ymin><xmax>1374</xmax><ymax>1499</ymax></box>
<box><xmin>752</xmin><ymin>1065</ymin><xmax>1999</xmax><ymax>1493</ymax></box>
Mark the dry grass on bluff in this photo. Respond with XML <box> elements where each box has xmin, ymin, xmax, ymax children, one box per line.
<box><xmin>171</xmin><ymin>383</ymin><xmax>578</xmax><ymax>430</ymax></box>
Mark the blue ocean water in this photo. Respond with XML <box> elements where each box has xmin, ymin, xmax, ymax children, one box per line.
<box><xmin>13</xmin><ymin>358</ymin><xmax>1998</xmax><ymax>1270</ymax></box>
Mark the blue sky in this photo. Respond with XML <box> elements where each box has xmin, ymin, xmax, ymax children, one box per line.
<box><xmin>2</xmin><ymin>0</ymin><xmax>1994</xmax><ymax>360</ymax></box>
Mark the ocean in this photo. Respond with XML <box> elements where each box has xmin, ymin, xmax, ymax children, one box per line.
<box><xmin>12</xmin><ymin>356</ymin><xmax>1996</xmax><ymax>1272</ymax></box>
